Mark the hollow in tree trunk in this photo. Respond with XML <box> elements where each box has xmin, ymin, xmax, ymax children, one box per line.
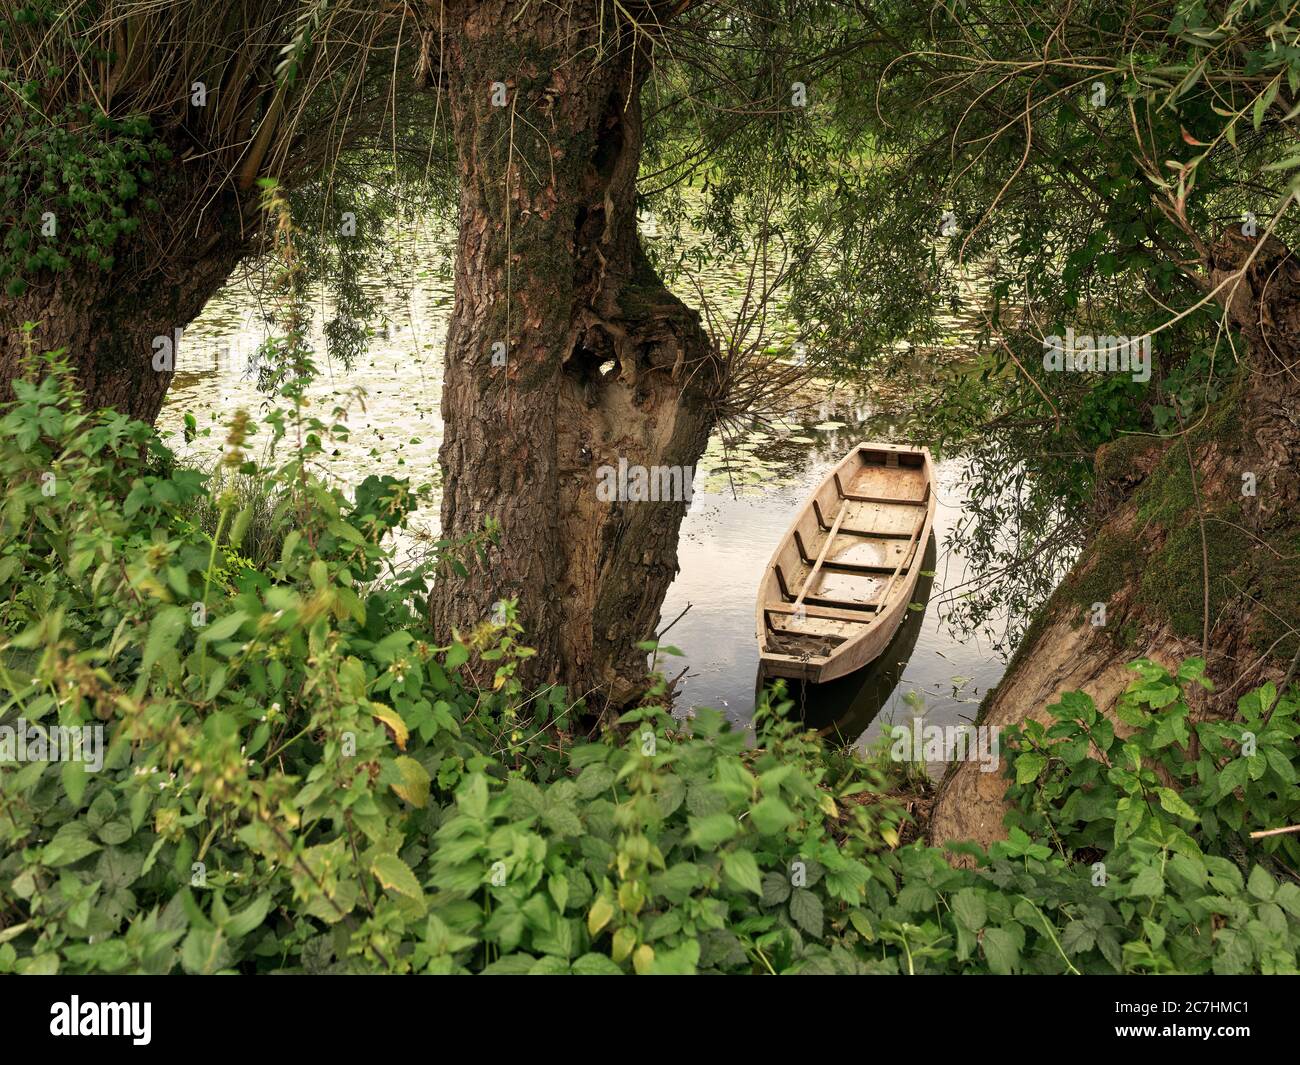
<box><xmin>432</xmin><ymin>1</ymin><xmax>723</xmax><ymax>711</ymax></box>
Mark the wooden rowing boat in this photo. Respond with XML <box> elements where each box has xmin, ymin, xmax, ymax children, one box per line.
<box><xmin>756</xmin><ymin>442</ymin><xmax>937</xmax><ymax>684</ymax></box>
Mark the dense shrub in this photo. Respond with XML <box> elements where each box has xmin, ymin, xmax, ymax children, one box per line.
<box><xmin>0</xmin><ymin>359</ymin><xmax>1297</xmax><ymax>974</ymax></box>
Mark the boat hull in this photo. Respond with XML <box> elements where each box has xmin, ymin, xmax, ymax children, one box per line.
<box><xmin>755</xmin><ymin>443</ymin><xmax>937</xmax><ymax>684</ymax></box>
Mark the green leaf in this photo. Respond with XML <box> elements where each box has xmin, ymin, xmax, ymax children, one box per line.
<box><xmin>61</xmin><ymin>760</ymin><xmax>88</xmax><ymax>808</ymax></box>
<box><xmin>647</xmin><ymin>939</ymin><xmax>700</xmax><ymax>975</ymax></box>
<box><xmin>1146</xmin><ymin>684</ymin><xmax>1182</xmax><ymax>709</ymax></box>
<box><xmin>748</xmin><ymin>796</ymin><xmax>797</xmax><ymax>835</ymax></box>
<box><xmin>981</xmin><ymin>927</ymin><xmax>1020</xmax><ymax>974</ymax></box>
<box><xmin>1205</xmin><ymin>856</ymin><xmax>1244</xmax><ymax>894</ymax></box>
<box><xmin>1274</xmin><ymin>882</ymin><xmax>1300</xmax><ymax>918</ymax></box>
<box><xmin>390</xmin><ymin>755</ymin><xmax>431</xmax><ymax>808</ymax></box>
<box><xmin>721</xmin><ymin>850</ymin><xmax>763</xmax><ymax>895</ymax></box>
<box><xmin>649</xmin><ymin>863</ymin><xmax>700</xmax><ymax>904</ymax></box>
<box><xmin>229</xmin><ymin>504</ymin><xmax>253</xmax><ymax>548</ymax></box>
<box><xmin>279</xmin><ymin>529</ymin><xmax>301</xmax><ymax>565</ymax></box>
<box><xmin>1237</xmin><ymin>684</ymin><xmax>1274</xmax><ymax>720</ymax></box>
<box><xmin>224</xmin><ymin>894</ymin><xmax>271</xmax><ymax>938</ymax></box>
<box><xmin>587</xmin><ymin>895</ymin><xmax>614</xmax><ymax>936</ymax></box>
<box><xmin>198</xmin><ymin>610</ymin><xmax>247</xmax><ymax>644</ymax></box>
<box><xmin>1253</xmin><ymin>78</ymin><xmax>1279</xmax><ymax>131</ymax></box>
<box><xmin>848</xmin><ymin>909</ymin><xmax>875</xmax><ymax>941</ymax></box>
<box><xmin>96</xmin><ymin>819</ymin><xmax>132</xmax><ymax>845</ymax></box>
<box><xmin>42</xmin><ymin>823</ymin><xmax>101</xmax><ymax>867</ymax></box>
<box><xmin>1015</xmin><ymin>752</ymin><xmax>1047</xmax><ymax>784</ymax></box>
<box><xmin>527</xmin><ymin>955</ymin><xmax>571</xmax><ymax>975</ymax></box>
<box><xmin>181</xmin><ymin>927</ymin><xmax>231</xmax><ymax>975</ymax></box>
<box><xmin>951</xmin><ymin>888</ymin><xmax>987</xmax><ymax>931</ymax></box>
<box><xmin>687</xmin><ymin>813</ymin><xmax>739</xmax><ymax>849</ymax></box>
<box><xmin>571</xmin><ymin>952</ymin><xmax>623</xmax><ymax>975</ymax></box>
<box><xmin>138</xmin><ymin>605</ymin><xmax>188</xmax><ymax>686</ymax></box>
<box><xmin>1129</xmin><ymin>864</ymin><xmax>1165</xmax><ymax>898</ymax></box>
<box><xmin>761</xmin><ymin>870</ymin><xmax>792</xmax><ymax>906</ymax></box>
<box><xmin>204</xmin><ymin>665</ymin><xmax>228</xmax><ymax>701</ymax></box>
<box><xmin>1169</xmin><ymin>852</ymin><xmax>1207</xmax><ymax>891</ymax></box>
<box><xmin>789</xmin><ymin>888</ymin><xmax>823</xmax><ymax>938</ymax></box>
<box><xmin>1247</xmin><ymin>864</ymin><xmax>1276</xmax><ymax>902</ymax></box>
<box><xmin>576</xmin><ymin>763</ymin><xmax>615</xmax><ymax>799</ymax></box>
<box><xmin>1216</xmin><ymin>757</ymin><xmax>1250</xmax><ymax>800</ymax></box>
<box><xmin>1212</xmin><ymin>929</ymin><xmax>1254</xmax><ymax>975</ymax></box>
<box><xmin>1155</xmin><ymin>787</ymin><xmax>1198</xmax><ymax>822</ymax></box>
<box><xmin>548</xmin><ymin>874</ymin><xmax>570</xmax><ymax>913</ymax></box>
<box><xmin>371</xmin><ymin>854</ymin><xmax>425</xmax><ymax>911</ymax></box>
<box><xmin>481</xmin><ymin>954</ymin><xmax>538</xmax><ymax>975</ymax></box>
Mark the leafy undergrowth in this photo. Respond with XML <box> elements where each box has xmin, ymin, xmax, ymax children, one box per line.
<box><xmin>0</xmin><ymin>360</ymin><xmax>1298</xmax><ymax>974</ymax></box>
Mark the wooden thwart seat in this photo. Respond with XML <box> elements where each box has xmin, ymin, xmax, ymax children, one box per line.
<box><xmin>811</xmin><ymin>498</ymin><xmax>925</xmax><ymax>539</ymax></box>
<box><xmin>793</xmin><ymin>529</ymin><xmax>915</xmax><ymax>574</ymax></box>
<box><xmin>765</xmin><ymin>602</ymin><xmax>876</xmax><ymax>625</ymax></box>
<box><xmin>772</xmin><ymin>564</ymin><xmax>881</xmax><ymax>612</ymax></box>
<box><xmin>833</xmin><ymin>470</ymin><xmax>930</xmax><ymax>507</ymax></box>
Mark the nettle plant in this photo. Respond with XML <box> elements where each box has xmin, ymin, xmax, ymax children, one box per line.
<box><xmin>999</xmin><ymin>658</ymin><xmax>1300</xmax><ymax>974</ymax></box>
<box><xmin>0</xmin><ymin>358</ymin><xmax>1297</xmax><ymax>973</ymax></box>
<box><xmin>0</xmin><ymin>352</ymin><xmax>490</xmax><ymax>972</ymax></box>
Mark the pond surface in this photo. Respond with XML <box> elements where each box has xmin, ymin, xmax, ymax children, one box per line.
<box><xmin>160</xmin><ymin>218</ymin><xmax>1007</xmax><ymax>760</ymax></box>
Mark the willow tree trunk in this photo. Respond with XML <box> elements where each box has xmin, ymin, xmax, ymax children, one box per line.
<box><xmin>931</xmin><ymin>231</ymin><xmax>1300</xmax><ymax>855</ymax></box>
<box><xmin>432</xmin><ymin>1</ymin><xmax>722</xmax><ymax>710</ymax></box>
<box><xmin>0</xmin><ymin>162</ymin><xmax>247</xmax><ymax>423</ymax></box>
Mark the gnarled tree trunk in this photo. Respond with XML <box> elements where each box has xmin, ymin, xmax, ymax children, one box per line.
<box><xmin>0</xmin><ymin>160</ymin><xmax>247</xmax><ymax>423</ymax></box>
<box><xmin>931</xmin><ymin>231</ymin><xmax>1300</xmax><ymax>855</ymax></box>
<box><xmin>432</xmin><ymin>1</ymin><xmax>722</xmax><ymax>710</ymax></box>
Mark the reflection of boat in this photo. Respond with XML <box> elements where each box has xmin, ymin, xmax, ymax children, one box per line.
<box><xmin>756</xmin><ymin>443</ymin><xmax>936</xmax><ymax>683</ymax></box>
<box><xmin>780</xmin><ymin>534</ymin><xmax>937</xmax><ymax>739</ymax></box>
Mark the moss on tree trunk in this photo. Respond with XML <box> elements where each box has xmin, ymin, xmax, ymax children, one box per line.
<box><xmin>933</xmin><ymin>232</ymin><xmax>1300</xmax><ymax>855</ymax></box>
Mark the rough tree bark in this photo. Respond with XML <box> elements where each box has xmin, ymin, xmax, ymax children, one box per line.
<box><xmin>931</xmin><ymin>230</ymin><xmax>1300</xmax><ymax>856</ymax></box>
<box><xmin>432</xmin><ymin>1</ymin><xmax>723</xmax><ymax>710</ymax></box>
<box><xmin>0</xmin><ymin>152</ymin><xmax>248</xmax><ymax>424</ymax></box>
